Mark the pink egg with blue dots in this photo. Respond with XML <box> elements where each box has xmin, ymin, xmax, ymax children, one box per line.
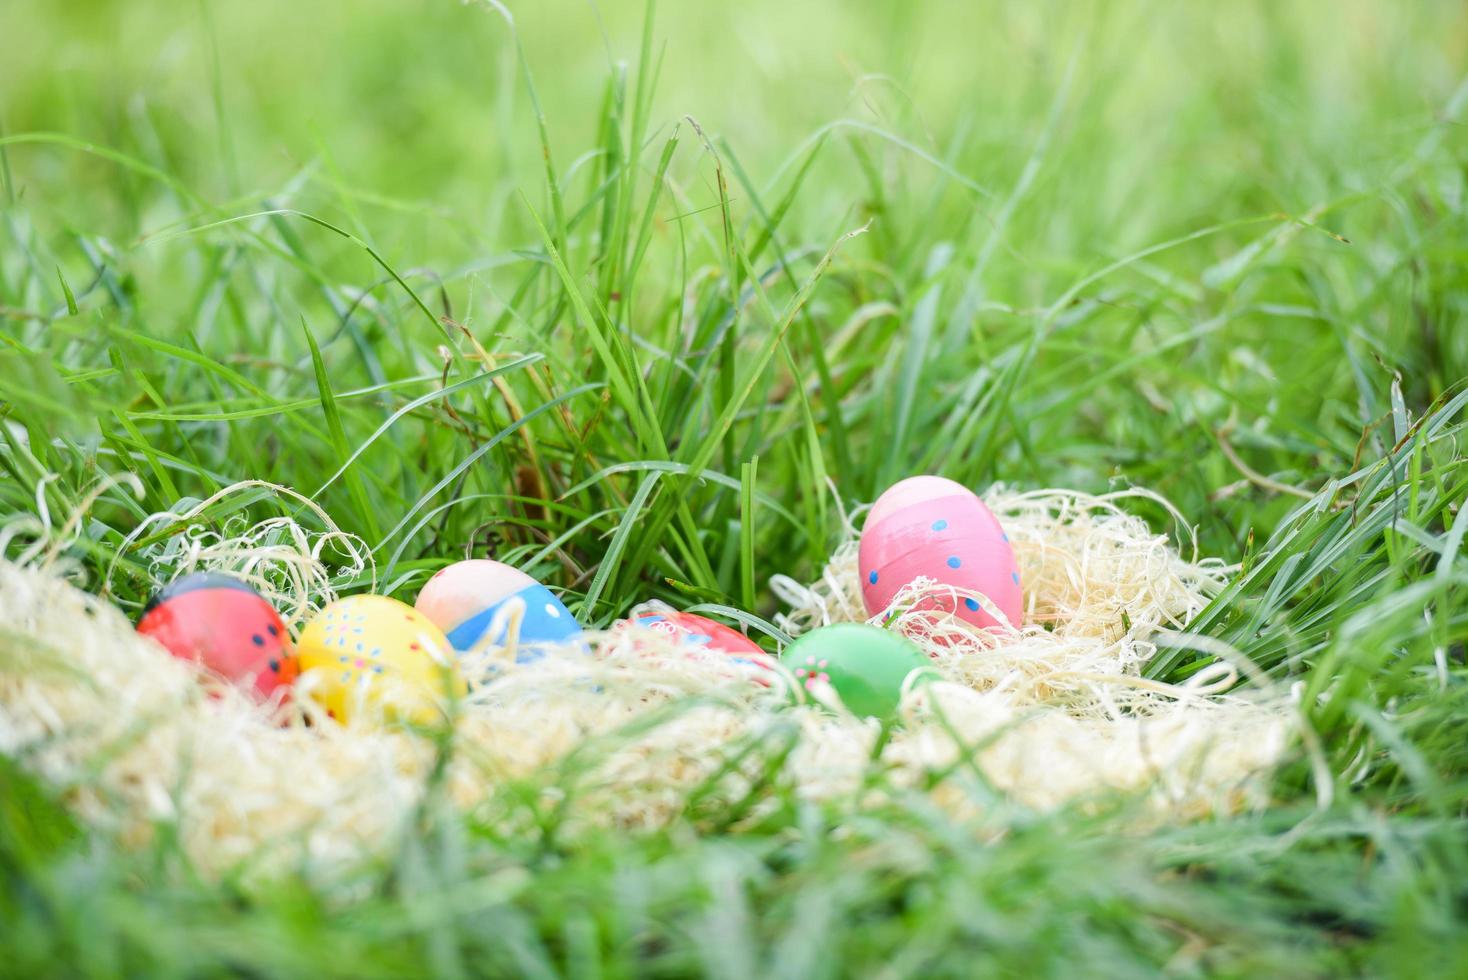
<box><xmin>414</xmin><ymin>559</ymin><xmax>583</xmax><ymax>662</ymax></box>
<box><xmin>858</xmin><ymin>476</ymin><xmax>1022</xmax><ymax>631</ymax></box>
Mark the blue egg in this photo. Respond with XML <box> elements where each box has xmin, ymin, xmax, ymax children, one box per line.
<box><xmin>415</xmin><ymin>559</ymin><xmax>583</xmax><ymax>662</ymax></box>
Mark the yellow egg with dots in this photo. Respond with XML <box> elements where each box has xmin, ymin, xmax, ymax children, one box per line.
<box><xmin>296</xmin><ymin>594</ymin><xmax>466</xmax><ymax>726</ymax></box>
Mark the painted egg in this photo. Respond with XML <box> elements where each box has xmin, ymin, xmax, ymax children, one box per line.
<box><xmin>619</xmin><ymin>609</ymin><xmax>774</xmax><ymax>679</ymax></box>
<box><xmin>296</xmin><ymin>594</ymin><xmax>465</xmax><ymax>724</ymax></box>
<box><xmin>136</xmin><ymin>572</ymin><xmax>296</xmax><ymax>699</ymax></box>
<box><xmin>859</xmin><ymin>476</ymin><xmax>1023</xmax><ymax>630</ymax></box>
<box><xmin>415</xmin><ymin>559</ymin><xmax>582</xmax><ymax>660</ymax></box>
<box><xmin>779</xmin><ymin>623</ymin><xmax>935</xmax><ymax>721</ymax></box>
<box><xmin>628</xmin><ymin>610</ymin><xmax>762</xmax><ymax>656</ymax></box>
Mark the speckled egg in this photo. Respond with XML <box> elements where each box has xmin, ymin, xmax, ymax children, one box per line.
<box><xmin>415</xmin><ymin>559</ymin><xmax>582</xmax><ymax>661</ymax></box>
<box><xmin>779</xmin><ymin>623</ymin><xmax>935</xmax><ymax>721</ymax></box>
<box><xmin>858</xmin><ymin>476</ymin><xmax>1022</xmax><ymax>630</ymax></box>
<box><xmin>136</xmin><ymin>572</ymin><xmax>296</xmax><ymax>699</ymax></box>
<box><xmin>296</xmin><ymin>594</ymin><xmax>465</xmax><ymax>724</ymax></box>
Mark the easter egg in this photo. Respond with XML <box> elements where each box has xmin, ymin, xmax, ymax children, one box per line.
<box><xmin>136</xmin><ymin>572</ymin><xmax>296</xmax><ymax>699</ymax></box>
<box><xmin>296</xmin><ymin>594</ymin><xmax>465</xmax><ymax>724</ymax></box>
<box><xmin>619</xmin><ymin>609</ymin><xmax>774</xmax><ymax>679</ymax></box>
<box><xmin>628</xmin><ymin>610</ymin><xmax>763</xmax><ymax>657</ymax></box>
<box><xmin>415</xmin><ymin>559</ymin><xmax>582</xmax><ymax>660</ymax></box>
<box><xmin>779</xmin><ymin>623</ymin><xmax>935</xmax><ymax>721</ymax></box>
<box><xmin>859</xmin><ymin>476</ymin><xmax>1023</xmax><ymax>630</ymax></box>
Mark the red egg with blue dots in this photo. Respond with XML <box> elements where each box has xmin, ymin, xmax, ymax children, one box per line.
<box><xmin>136</xmin><ymin>572</ymin><xmax>297</xmax><ymax>699</ymax></box>
<box><xmin>858</xmin><ymin>476</ymin><xmax>1023</xmax><ymax>630</ymax></box>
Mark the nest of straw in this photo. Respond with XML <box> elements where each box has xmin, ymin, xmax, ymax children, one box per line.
<box><xmin>0</xmin><ymin>485</ymin><xmax>1297</xmax><ymax>881</ymax></box>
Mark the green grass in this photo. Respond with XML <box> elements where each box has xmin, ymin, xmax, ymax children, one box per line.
<box><xmin>3</xmin><ymin>0</ymin><xmax>1468</xmax><ymax>974</ymax></box>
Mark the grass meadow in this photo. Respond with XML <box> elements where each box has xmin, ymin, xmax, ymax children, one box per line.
<box><xmin>2</xmin><ymin>0</ymin><xmax>1468</xmax><ymax>975</ymax></box>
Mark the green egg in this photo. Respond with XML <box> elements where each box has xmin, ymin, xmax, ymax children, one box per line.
<box><xmin>780</xmin><ymin>623</ymin><xmax>936</xmax><ymax>721</ymax></box>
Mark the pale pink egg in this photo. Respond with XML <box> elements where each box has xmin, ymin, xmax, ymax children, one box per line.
<box><xmin>858</xmin><ymin>476</ymin><xmax>1022</xmax><ymax>630</ymax></box>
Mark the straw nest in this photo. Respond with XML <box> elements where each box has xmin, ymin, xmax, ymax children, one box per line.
<box><xmin>0</xmin><ymin>484</ymin><xmax>1298</xmax><ymax>881</ymax></box>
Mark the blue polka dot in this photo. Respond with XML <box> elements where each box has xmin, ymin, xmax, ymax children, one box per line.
<box><xmin>1011</xmin><ymin>572</ymin><xmax>1021</xmax><ymax>585</ymax></box>
<box><xmin>964</xmin><ymin>598</ymin><xmax>980</xmax><ymax>612</ymax></box>
<box><xmin>1001</xmin><ymin>533</ymin><xmax>1010</xmax><ymax>542</ymax></box>
<box><xmin>946</xmin><ymin>556</ymin><xmax>962</xmax><ymax>569</ymax></box>
<box><xmin>931</xmin><ymin>519</ymin><xmax>948</xmax><ymax>531</ymax></box>
<box><xmin>251</xmin><ymin>634</ymin><xmax>264</xmax><ymax>647</ymax></box>
<box><xmin>688</xmin><ymin>634</ymin><xmax>712</xmax><ymax>645</ymax></box>
<box><xmin>868</xmin><ymin>570</ymin><xmax>879</xmax><ymax>584</ymax></box>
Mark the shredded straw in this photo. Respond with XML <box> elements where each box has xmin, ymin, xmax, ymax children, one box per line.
<box><xmin>0</xmin><ymin>483</ymin><xmax>1298</xmax><ymax>882</ymax></box>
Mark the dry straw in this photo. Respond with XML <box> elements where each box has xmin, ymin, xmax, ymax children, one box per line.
<box><xmin>0</xmin><ymin>482</ymin><xmax>1298</xmax><ymax>882</ymax></box>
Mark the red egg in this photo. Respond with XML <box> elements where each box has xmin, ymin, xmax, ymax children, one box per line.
<box><xmin>616</xmin><ymin>609</ymin><xmax>774</xmax><ymax>681</ymax></box>
<box><xmin>136</xmin><ymin>572</ymin><xmax>296</xmax><ymax>699</ymax></box>
<box><xmin>630</xmin><ymin>610</ymin><xmax>762</xmax><ymax>655</ymax></box>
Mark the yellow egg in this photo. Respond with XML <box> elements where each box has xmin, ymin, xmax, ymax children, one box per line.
<box><xmin>296</xmin><ymin>594</ymin><xmax>465</xmax><ymax>725</ymax></box>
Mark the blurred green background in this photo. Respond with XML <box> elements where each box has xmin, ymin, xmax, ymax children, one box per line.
<box><xmin>2</xmin><ymin>0</ymin><xmax>1466</xmax><ymax>606</ymax></box>
<box><xmin>7</xmin><ymin>1</ymin><xmax>1464</xmax><ymax>229</ymax></box>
